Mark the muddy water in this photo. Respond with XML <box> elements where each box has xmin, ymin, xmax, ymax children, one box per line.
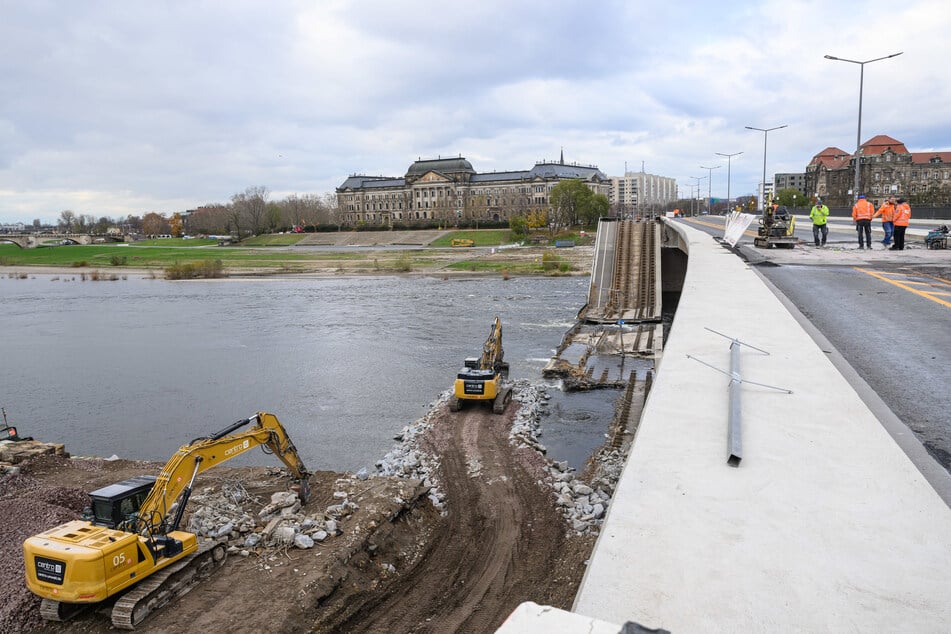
<box><xmin>1</xmin><ymin>274</ymin><xmax>617</xmax><ymax>471</ymax></box>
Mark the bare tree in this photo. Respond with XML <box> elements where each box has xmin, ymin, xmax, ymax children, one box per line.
<box><xmin>58</xmin><ymin>210</ymin><xmax>76</xmax><ymax>232</ymax></box>
<box><xmin>231</xmin><ymin>186</ymin><xmax>269</xmax><ymax>235</ymax></box>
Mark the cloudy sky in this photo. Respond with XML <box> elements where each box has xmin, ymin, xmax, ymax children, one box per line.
<box><xmin>2</xmin><ymin>0</ymin><xmax>949</xmax><ymax>224</ymax></box>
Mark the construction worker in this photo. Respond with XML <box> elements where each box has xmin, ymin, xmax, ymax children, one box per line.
<box><xmin>891</xmin><ymin>198</ymin><xmax>912</xmax><ymax>250</ymax></box>
<box><xmin>809</xmin><ymin>198</ymin><xmax>830</xmax><ymax>247</ymax></box>
<box><xmin>873</xmin><ymin>196</ymin><xmax>897</xmax><ymax>247</ymax></box>
<box><xmin>852</xmin><ymin>194</ymin><xmax>875</xmax><ymax>249</ymax></box>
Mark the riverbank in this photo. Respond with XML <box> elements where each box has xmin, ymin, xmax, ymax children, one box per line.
<box><xmin>0</xmin><ymin>243</ymin><xmax>595</xmax><ymax>279</ymax></box>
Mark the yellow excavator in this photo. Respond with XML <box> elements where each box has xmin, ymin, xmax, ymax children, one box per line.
<box><xmin>23</xmin><ymin>412</ymin><xmax>311</xmax><ymax>630</ymax></box>
<box><xmin>449</xmin><ymin>317</ymin><xmax>512</xmax><ymax>414</ymax></box>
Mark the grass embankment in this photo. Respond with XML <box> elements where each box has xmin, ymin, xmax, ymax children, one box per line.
<box><xmin>429</xmin><ymin>230</ymin><xmax>512</xmax><ymax>247</ymax></box>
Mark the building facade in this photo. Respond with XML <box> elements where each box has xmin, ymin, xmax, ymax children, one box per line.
<box><xmin>336</xmin><ymin>155</ymin><xmax>610</xmax><ymax>226</ymax></box>
<box><xmin>774</xmin><ymin>172</ymin><xmax>807</xmax><ymax>197</ymax></box>
<box><xmin>805</xmin><ymin>135</ymin><xmax>951</xmax><ymax>208</ymax></box>
<box><xmin>608</xmin><ymin>171</ymin><xmax>678</xmax><ymax>215</ymax></box>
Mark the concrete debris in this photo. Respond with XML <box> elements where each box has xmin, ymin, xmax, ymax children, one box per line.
<box><xmin>0</xmin><ymin>439</ymin><xmax>68</xmax><ymax>468</ymax></box>
<box><xmin>509</xmin><ymin>382</ymin><xmax>627</xmax><ymax>536</ymax></box>
<box><xmin>186</xmin><ymin>480</ymin><xmax>366</xmax><ymax>559</ymax></box>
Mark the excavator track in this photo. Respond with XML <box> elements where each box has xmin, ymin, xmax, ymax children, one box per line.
<box><xmin>40</xmin><ymin>597</ymin><xmax>90</xmax><ymax>622</ymax></box>
<box><xmin>492</xmin><ymin>386</ymin><xmax>513</xmax><ymax>414</ymax></box>
<box><xmin>111</xmin><ymin>540</ymin><xmax>227</xmax><ymax>630</ymax></box>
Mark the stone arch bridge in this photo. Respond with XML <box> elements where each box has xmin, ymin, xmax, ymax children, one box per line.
<box><xmin>0</xmin><ymin>233</ymin><xmax>132</xmax><ymax>248</ymax></box>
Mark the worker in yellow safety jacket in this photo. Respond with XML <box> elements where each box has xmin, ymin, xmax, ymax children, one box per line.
<box><xmin>809</xmin><ymin>199</ymin><xmax>830</xmax><ymax>247</ymax></box>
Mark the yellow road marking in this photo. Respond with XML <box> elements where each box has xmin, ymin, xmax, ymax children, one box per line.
<box><xmin>856</xmin><ymin>268</ymin><xmax>951</xmax><ymax>308</ymax></box>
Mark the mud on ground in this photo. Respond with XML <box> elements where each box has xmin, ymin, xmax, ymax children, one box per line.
<box><xmin>1</xmin><ymin>396</ymin><xmax>598</xmax><ymax>634</ymax></box>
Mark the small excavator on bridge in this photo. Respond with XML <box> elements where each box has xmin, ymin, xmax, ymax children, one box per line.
<box><xmin>753</xmin><ymin>194</ymin><xmax>798</xmax><ymax>249</ymax></box>
<box><xmin>23</xmin><ymin>412</ymin><xmax>311</xmax><ymax>630</ymax></box>
<box><xmin>449</xmin><ymin>317</ymin><xmax>513</xmax><ymax>414</ymax></box>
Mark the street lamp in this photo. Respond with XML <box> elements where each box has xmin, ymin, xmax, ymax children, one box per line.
<box><xmin>715</xmin><ymin>151</ymin><xmax>743</xmax><ymax>213</ymax></box>
<box><xmin>745</xmin><ymin>124</ymin><xmax>788</xmax><ymax>210</ymax></box>
<box><xmin>824</xmin><ymin>52</ymin><xmax>903</xmax><ymax>204</ymax></box>
<box><xmin>699</xmin><ymin>165</ymin><xmax>721</xmax><ymax>214</ymax></box>
<box><xmin>690</xmin><ymin>175</ymin><xmax>706</xmax><ymax>216</ymax></box>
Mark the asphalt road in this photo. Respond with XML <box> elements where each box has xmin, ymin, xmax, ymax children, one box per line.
<box><xmin>678</xmin><ymin>216</ymin><xmax>951</xmax><ymax>474</ymax></box>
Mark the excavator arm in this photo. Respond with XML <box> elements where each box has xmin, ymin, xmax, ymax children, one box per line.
<box><xmin>479</xmin><ymin>316</ymin><xmax>505</xmax><ymax>372</ymax></box>
<box><xmin>131</xmin><ymin>412</ymin><xmax>311</xmax><ymax>535</ymax></box>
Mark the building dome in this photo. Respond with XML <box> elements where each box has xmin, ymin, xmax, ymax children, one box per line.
<box><xmin>405</xmin><ymin>157</ymin><xmax>475</xmax><ymax>179</ymax></box>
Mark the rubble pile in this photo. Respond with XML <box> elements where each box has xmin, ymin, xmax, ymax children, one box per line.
<box><xmin>510</xmin><ymin>382</ymin><xmax>629</xmax><ymax>535</ymax></box>
<box><xmin>373</xmin><ymin>393</ymin><xmax>449</xmax><ymax>514</ymax></box>
<box><xmin>186</xmin><ymin>479</ymin><xmax>354</xmax><ymax>558</ymax></box>
<box><xmin>0</xmin><ymin>439</ymin><xmax>68</xmax><ymax>474</ymax></box>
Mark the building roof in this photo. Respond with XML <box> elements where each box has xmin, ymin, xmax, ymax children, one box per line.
<box><xmin>911</xmin><ymin>151</ymin><xmax>951</xmax><ymax>164</ymax></box>
<box><xmin>860</xmin><ymin>135</ymin><xmax>909</xmax><ymax>155</ymax></box>
<box><xmin>470</xmin><ymin>171</ymin><xmax>532</xmax><ymax>183</ymax></box>
<box><xmin>528</xmin><ymin>162</ymin><xmax>607</xmax><ymax>180</ymax></box>
<box><xmin>337</xmin><ymin>175</ymin><xmax>399</xmax><ymax>190</ymax></box>
<box><xmin>405</xmin><ymin>157</ymin><xmax>475</xmax><ymax>178</ymax></box>
<box><xmin>809</xmin><ymin>147</ymin><xmax>852</xmax><ymax>170</ymax></box>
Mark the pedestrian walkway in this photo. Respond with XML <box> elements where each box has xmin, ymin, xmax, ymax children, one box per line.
<box><xmin>498</xmin><ymin>219</ymin><xmax>951</xmax><ymax>633</ymax></box>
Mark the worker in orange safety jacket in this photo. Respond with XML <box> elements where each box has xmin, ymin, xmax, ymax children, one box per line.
<box><xmin>852</xmin><ymin>194</ymin><xmax>875</xmax><ymax>249</ymax></box>
<box><xmin>890</xmin><ymin>198</ymin><xmax>912</xmax><ymax>251</ymax></box>
<box><xmin>872</xmin><ymin>196</ymin><xmax>897</xmax><ymax>247</ymax></box>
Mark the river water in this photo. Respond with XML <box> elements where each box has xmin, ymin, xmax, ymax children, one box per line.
<box><xmin>1</xmin><ymin>273</ymin><xmax>619</xmax><ymax>472</ymax></box>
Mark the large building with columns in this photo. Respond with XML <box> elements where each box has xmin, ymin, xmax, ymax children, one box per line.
<box><xmin>336</xmin><ymin>154</ymin><xmax>610</xmax><ymax>226</ymax></box>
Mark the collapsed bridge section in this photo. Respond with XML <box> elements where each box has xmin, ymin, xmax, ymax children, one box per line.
<box><xmin>545</xmin><ymin>219</ymin><xmax>665</xmax><ymax>390</ymax></box>
<box><xmin>580</xmin><ymin>218</ymin><xmax>661</xmax><ymax>324</ymax></box>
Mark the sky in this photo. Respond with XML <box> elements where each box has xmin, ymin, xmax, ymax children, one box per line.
<box><xmin>2</xmin><ymin>0</ymin><xmax>950</xmax><ymax>224</ymax></box>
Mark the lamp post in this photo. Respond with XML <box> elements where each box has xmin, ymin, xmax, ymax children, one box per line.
<box><xmin>745</xmin><ymin>124</ymin><xmax>787</xmax><ymax>210</ymax></box>
<box><xmin>715</xmin><ymin>151</ymin><xmax>743</xmax><ymax>213</ymax></box>
<box><xmin>699</xmin><ymin>165</ymin><xmax>721</xmax><ymax>214</ymax></box>
<box><xmin>690</xmin><ymin>176</ymin><xmax>706</xmax><ymax>216</ymax></box>
<box><xmin>824</xmin><ymin>52</ymin><xmax>903</xmax><ymax>204</ymax></box>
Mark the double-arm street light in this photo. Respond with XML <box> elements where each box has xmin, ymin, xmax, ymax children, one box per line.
<box><xmin>745</xmin><ymin>124</ymin><xmax>787</xmax><ymax>210</ymax></box>
<box><xmin>824</xmin><ymin>52</ymin><xmax>903</xmax><ymax>204</ymax></box>
<box><xmin>715</xmin><ymin>151</ymin><xmax>743</xmax><ymax>213</ymax></box>
<box><xmin>699</xmin><ymin>165</ymin><xmax>721</xmax><ymax>214</ymax></box>
<box><xmin>690</xmin><ymin>175</ymin><xmax>706</xmax><ymax>216</ymax></box>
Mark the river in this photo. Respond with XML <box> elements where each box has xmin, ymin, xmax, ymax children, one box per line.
<box><xmin>1</xmin><ymin>273</ymin><xmax>619</xmax><ymax>472</ymax></box>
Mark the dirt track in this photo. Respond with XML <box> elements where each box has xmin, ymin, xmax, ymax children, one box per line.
<box><xmin>2</xmin><ymin>397</ymin><xmax>595</xmax><ymax>634</ymax></box>
<box><xmin>313</xmin><ymin>402</ymin><xmax>591</xmax><ymax>633</ymax></box>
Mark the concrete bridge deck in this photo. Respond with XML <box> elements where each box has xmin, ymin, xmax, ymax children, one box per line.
<box><xmin>500</xmin><ymin>219</ymin><xmax>951</xmax><ymax>632</ymax></box>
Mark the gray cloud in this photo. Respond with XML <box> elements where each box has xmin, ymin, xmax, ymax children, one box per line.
<box><xmin>1</xmin><ymin>0</ymin><xmax>949</xmax><ymax>222</ymax></box>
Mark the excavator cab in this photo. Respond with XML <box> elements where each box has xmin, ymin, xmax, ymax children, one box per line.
<box><xmin>82</xmin><ymin>475</ymin><xmax>158</xmax><ymax>529</ymax></box>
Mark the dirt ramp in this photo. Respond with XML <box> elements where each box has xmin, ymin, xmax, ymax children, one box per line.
<box><xmin>312</xmin><ymin>403</ymin><xmax>591</xmax><ymax>634</ymax></box>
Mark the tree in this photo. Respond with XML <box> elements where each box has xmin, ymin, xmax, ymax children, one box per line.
<box><xmin>509</xmin><ymin>215</ymin><xmax>528</xmax><ymax>240</ymax></box>
<box><xmin>58</xmin><ymin>210</ymin><xmax>76</xmax><ymax>232</ymax></box>
<box><xmin>32</xmin><ymin>218</ymin><xmax>41</xmax><ymax>230</ymax></box>
<box><xmin>775</xmin><ymin>188</ymin><xmax>806</xmax><ymax>208</ymax></box>
<box><xmin>265</xmin><ymin>202</ymin><xmax>283</xmax><ymax>232</ymax></box>
<box><xmin>169</xmin><ymin>212</ymin><xmax>184</xmax><ymax>237</ymax></box>
<box><xmin>231</xmin><ymin>186</ymin><xmax>269</xmax><ymax>236</ymax></box>
<box><xmin>549</xmin><ymin>180</ymin><xmax>606</xmax><ymax>228</ymax></box>
<box><xmin>142</xmin><ymin>212</ymin><xmax>169</xmax><ymax>236</ymax></box>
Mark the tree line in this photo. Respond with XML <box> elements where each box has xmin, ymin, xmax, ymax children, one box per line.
<box><xmin>50</xmin><ymin>187</ymin><xmax>339</xmax><ymax>237</ymax></box>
